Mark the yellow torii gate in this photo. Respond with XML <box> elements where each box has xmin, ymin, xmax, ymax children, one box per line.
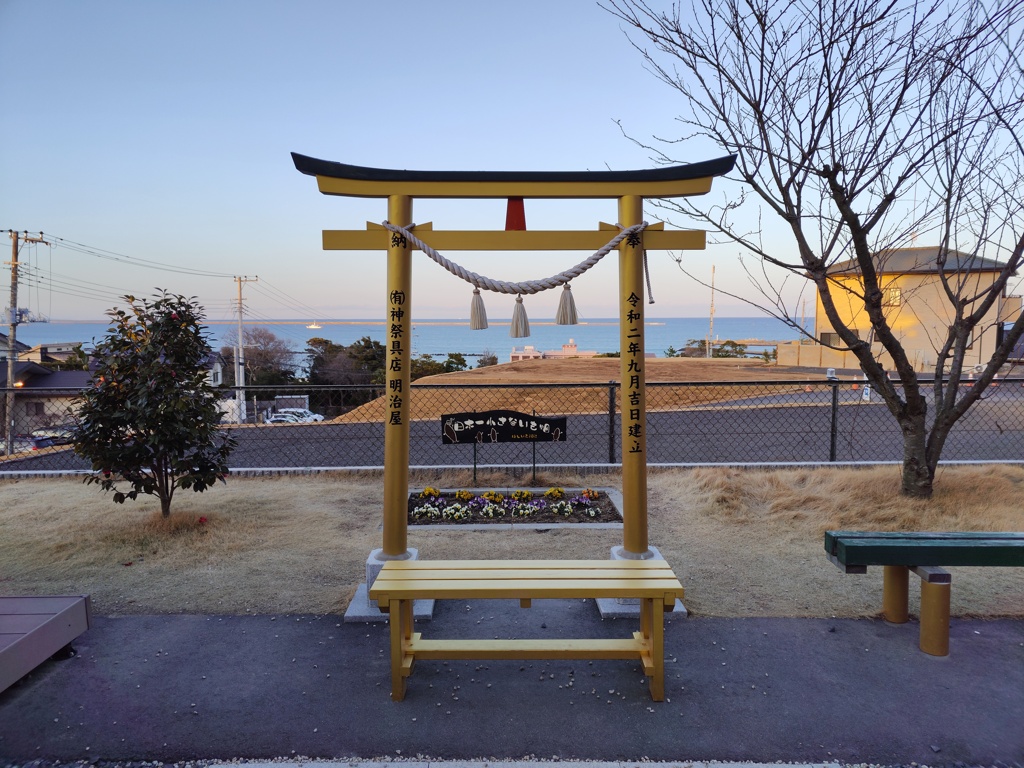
<box><xmin>292</xmin><ymin>152</ymin><xmax>735</xmax><ymax>567</ymax></box>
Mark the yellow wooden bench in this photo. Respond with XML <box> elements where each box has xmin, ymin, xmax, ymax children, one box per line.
<box><xmin>368</xmin><ymin>559</ymin><xmax>684</xmax><ymax>701</ymax></box>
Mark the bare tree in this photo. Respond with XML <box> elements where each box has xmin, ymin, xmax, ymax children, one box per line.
<box><xmin>220</xmin><ymin>327</ymin><xmax>297</xmax><ymax>386</ymax></box>
<box><xmin>605</xmin><ymin>0</ymin><xmax>1024</xmax><ymax>497</ymax></box>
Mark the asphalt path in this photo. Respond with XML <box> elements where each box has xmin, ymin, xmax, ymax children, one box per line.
<box><xmin>2</xmin><ymin>601</ymin><xmax>1022</xmax><ymax>765</ymax></box>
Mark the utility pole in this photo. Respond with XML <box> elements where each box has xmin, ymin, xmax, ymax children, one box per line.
<box><xmin>234</xmin><ymin>276</ymin><xmax>257</xmax><ymax>423</ymax></box>
<box><xmin>5</xmin><ymin>230</ymin><xmax>49</xmax><ymax>456</ymax></box>
<box><xmin>707</xmin><ymin>264</ymin><xmax>716</xmax><ymax>359</ymax></box>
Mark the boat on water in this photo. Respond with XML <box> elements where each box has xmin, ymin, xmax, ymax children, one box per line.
<box><xmin>307</xmin><ymin>322</ymin><xmax>322</xmax><ymax>330</ymax></box>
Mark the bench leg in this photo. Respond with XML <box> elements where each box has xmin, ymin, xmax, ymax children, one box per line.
<box><xmin>388</xmin><ymin>598</ymin><xmax>410</xmax><ymax>701</ymax></box>
<box><xmin>638</xmin><ymin>597</ymin><xmax>665</xmax><ymax>701</ymax></box>
<box><xmin>919</xmin><ymin>580</ymin><xmax>950</xmax><ymax>657</ymax></box>
<box><xmin>882</xmin><ymin>565</ymin><xmax>909</xmax><ymax>623</ymax></box>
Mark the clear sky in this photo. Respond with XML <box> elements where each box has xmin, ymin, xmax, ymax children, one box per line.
<box><xmin>0</xmin><ymin>0</ymin><xmax>796</xmax><ymax>324</ymax></box>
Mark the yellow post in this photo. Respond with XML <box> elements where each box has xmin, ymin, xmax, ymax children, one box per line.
<box><xmin>618</xmin><ymin>194</ymin><xmax>649</xmax><ymax>557</ymax></box>
<box><xmin>919</xmin><ymin>580</ymin><xmax>951</xmax><ymax>656</ymax></box>
<box><xmin>882</xmin><ymin>565</ymin><xmax>909</xmax><ymax>623</ymax></box>
<box><xmin>382</xmin><ymin>194</ymin><xmax>413</xmax><ymax>557</ymax></box>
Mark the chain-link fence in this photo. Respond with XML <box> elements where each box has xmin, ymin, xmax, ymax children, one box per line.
<box><xmin>3</xmin><ymin>379</ymin><xmax>1023</xmax><ymax>474</ymax></box>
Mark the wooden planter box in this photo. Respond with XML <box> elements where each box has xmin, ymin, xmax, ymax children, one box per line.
<box><xmin>0</xmin><ymin>595</ymin><xmax>91</xmax><ymax>693</ymax></box>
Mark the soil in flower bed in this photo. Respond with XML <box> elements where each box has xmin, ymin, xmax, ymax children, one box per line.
<box><xmin>408</xmin><ymin>490</ymin><xmax>621</xmax><ymax>525</ymax></box>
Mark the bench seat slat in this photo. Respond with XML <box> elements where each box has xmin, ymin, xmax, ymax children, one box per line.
<box><xmin>834</xmin><ymin>538</ymin><xmax>1024</xmax><ymax>567</ymax></box>
<box><xmin>372</xmin><ymin>577</ymin><xmax>683</xmax><ymax>601</ymax></box>
<box><xmin>825</xmin><ymin>530</ymin><xmax>1024</xmax><ymax>557</ymax></box>
<box><xmin>375</xmin><ymin>567</ymin><xmax>677</xmax><ymax>582</ymax></box>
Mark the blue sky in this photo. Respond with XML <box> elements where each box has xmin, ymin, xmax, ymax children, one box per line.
<box><xmin>1</xmin><ymin>0</ymin><xmax>790</xmax><ymax>324</ymax></box>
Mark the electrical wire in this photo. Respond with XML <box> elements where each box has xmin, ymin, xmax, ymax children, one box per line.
<box><xmin>37</xmin><ymin>232</ymin><xmax>237</xmax><ymax>279</ymax></box>
<box><xmin>249</xmin><ymin>280</ymin><xmax>328</xmax><ymax>322</ymax></box>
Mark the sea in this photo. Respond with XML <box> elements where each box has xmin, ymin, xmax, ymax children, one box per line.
<box><xmin>12</xmin><ymin>316</ymin><xmax>802</xmax><ymax>361</ymax></box>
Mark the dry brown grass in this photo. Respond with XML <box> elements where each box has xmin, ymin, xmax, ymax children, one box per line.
<box><xmin>1</xmin><ymin>465</ymin><xmax>1021</xmax><ymax>619</ymax></box>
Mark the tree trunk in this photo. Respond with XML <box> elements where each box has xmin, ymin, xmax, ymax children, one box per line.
<box><xmin>899</xmin><ymin>416</ymin><xmax>934</xmax><ymax>499</ymax></box>
<box><xmin>160</xmin><ymin>493</ymin><xmax>172</xmax><ymax>518</ymax></box>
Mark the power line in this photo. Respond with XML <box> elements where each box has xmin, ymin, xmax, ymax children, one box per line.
<box><xmin>250</xmin><ymin>279</ymin><xmax>327</xmax><ymax>321</ymax></box>
<box><xmin>11</xmin><ymin>230</ymin><xmax>238</xmax><ymax>279</ymax></box>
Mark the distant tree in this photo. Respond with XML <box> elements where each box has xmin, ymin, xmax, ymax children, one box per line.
<box><xmin>410</xmin><ymin>354</ymin><xmax>446</xmax><ymax>380</ymax></box>
<box><xmin>305</xmin><ymin>337</ymin><xmax>342</xmax><ymax>384</ymax></box>
<box><xmin>442</xmin><ymin>353</ymin><xmax>468</xmax><ymax>373</ymax></box>
<box><xmin>682</xmin><ymin>339</ymin><xmax>709</xmax><ymax>357</ymax></box>
<box><xmin>714</xmin><ymin>340</ymin><xmax>747</xmax><ymax>359</ymax></box>
<box><xmin>476</xmin><ymin>350</ymin><xmax>499</xmax><ymax>368</ymax></box>
<box><xmin>343</xmin><ymin>336</ymin><xmax>387</xmax><ymax>385</ymax></box>
<box><xmin>596</xmin><ymin>351</ymin><xmax>621</xmax><ymax>358</ymax></box>
<box><xmin>664</xmin><ymin>346</ymin><xmax>681</xmax><ymax>358</ymax></box>
<box><xmin>73</xmin><ymin>292</ymin><xmax>234</xmax><ymax>518</ymax></box>
<box><xmin>220</xmin><ymin>327</ymin><xmax>297</xmax><ymax>386</ymax></box>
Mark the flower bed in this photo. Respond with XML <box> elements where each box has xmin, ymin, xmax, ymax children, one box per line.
<box><xmin>408</xmin><ymin>487</ymin><xmax>620</xmax><ymax>525</ymax></box>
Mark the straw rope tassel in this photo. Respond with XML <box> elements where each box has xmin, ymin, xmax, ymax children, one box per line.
<box><xmin>510</xmin><ymin>295</ymin><xmax>530</xmax><ymax>338</ymax></box>
<box><xmin>555</xmin><ymin>284</ymin><xmax>578</xmax><ymax>325</ymax></box>
<box><xmin>378</xmin><ymin>220</ymin><xmax>648</xmax><ymax>340</ymax></box>
<box><xmin>469</xmin><ymin>288</ymin><xmax>488</xmax><ymax>330</ymax></box>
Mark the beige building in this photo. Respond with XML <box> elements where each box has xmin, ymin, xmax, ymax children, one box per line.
<box><xmin>777</xmin><ymin>246</ymin><xmax>1022</xmax><ymax>372</ymax></box>
<box><xmin>509</xmin><ymin>339</ymin><xmax>598</xmax><ymax>362</ymax></box>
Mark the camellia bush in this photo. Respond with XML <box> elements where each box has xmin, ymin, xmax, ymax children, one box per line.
<box><xmin>74</xmin><ymin>291</ymin><xmax>235</xmax><ymax>517</ymax></box>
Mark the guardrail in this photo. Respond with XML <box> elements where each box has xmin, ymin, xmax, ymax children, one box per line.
<box><xmin>3</xmin><ymin>379</ymin><xmax>1022</xmax><ymax>474</ymax></box>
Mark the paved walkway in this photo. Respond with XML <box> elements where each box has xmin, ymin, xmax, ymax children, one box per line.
<box><xmin>1</xmin><ymin>599</ymin><xmax>1022</xmax><ymax>766</ymax></box>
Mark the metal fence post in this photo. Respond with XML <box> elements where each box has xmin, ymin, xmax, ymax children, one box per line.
<box><xmin>830</xmin><ymin>383</ymin><xmax>839</xmax><ymax>462</ymax></box>
<box><xmin>607</xmin><ymin>381</ymin><xmax>617</xmax><ymax>465</ymax></box>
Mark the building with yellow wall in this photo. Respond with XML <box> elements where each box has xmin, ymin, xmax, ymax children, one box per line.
<box><xmin>777</xmin><ymin>246</ymin><xmax>1021</xmax><ymax>372</ymax></box>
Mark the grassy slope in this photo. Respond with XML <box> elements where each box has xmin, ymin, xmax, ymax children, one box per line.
<box><xmin>1</xmin><ymin>465</ymin><xmax>1021</xmax><ymax>618</ymax></box>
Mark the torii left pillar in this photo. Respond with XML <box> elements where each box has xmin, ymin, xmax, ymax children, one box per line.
<box><xmin>362</xmin><ymin>194</ymin><xmax>431</xmax><ymax>617</ymax></box>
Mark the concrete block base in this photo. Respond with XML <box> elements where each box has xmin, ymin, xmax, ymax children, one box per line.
<box><xmin>343</xmin><ymin>547</ymin><xmax>435</xmax><ymax>624</ymax></box>
<box><xmin>596</xmin><ymin>544</ymin><xmax>688</xmax><ymax>619</ymax></box>
<box><xmin>343</xmin><ymin>583</ymin><xmax>435</xmax><ymax>623</ymax></box>
<box><xmin>595</xmin><ymin>595</ymin><xmax>687</xmax><ymax>619</ymax></box>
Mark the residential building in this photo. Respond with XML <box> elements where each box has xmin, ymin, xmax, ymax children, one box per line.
<box><xmin>0</xmin><ymin>332</ymin><xmax>31</xmax><ymax>361</ymax></box>
<box><xmin>0</xmin><ymin>363</ymin><xmax>90</xmax><ymax>439</ymax></box>
<box><xmin>777</xmin><ymin>246</ymin><xmax>1022</xmax><ymax>372</ymax></box>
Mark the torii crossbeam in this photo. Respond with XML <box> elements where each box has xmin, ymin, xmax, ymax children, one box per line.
<box><xmin>292</xmin><ymin>152</ymin><xmax>735</xmax><ymax>565</ymax></box>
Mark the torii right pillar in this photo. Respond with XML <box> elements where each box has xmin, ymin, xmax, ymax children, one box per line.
<box><xmin>617</xmin><ymin>194</ymin><xmax>650</xmax><ymax>559</ymax></box>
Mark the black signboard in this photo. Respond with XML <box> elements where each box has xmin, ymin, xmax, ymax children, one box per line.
<box><xmin>441</xmin><ymin>410</ymin><xmax>567</xmax><ymax>444</ymax></box>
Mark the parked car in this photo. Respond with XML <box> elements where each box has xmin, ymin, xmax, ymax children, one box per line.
<box><xmin>277</xmin><ymin>408</ymin><xmax>324</xmax><ymax>423</ymax></box>
<box><xmin>31</xmin><ymin>425</ymin><xmax>76</xmax><ymax>445</ymax></box>
<box><xmin>265</xmin><ymin>413</ymin><xmax>302</xmax><ymax>425</ymax></box>
<box><xmin>1</xmin><ymin>435</ymin><xmax>55</xmax><ymax>453</ymax></box>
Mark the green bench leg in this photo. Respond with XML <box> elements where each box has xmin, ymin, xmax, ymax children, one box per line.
<box><xmin>919</xmin><ymin>580</ymin><xmax>951</xmax><ymax>657</ymax></box>
<box><xmin>882</xmin><ymin>565</ymin><xmax>909</xmax><ymax>623</ymax></box>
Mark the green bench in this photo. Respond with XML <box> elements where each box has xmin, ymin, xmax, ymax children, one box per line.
<box><xmin>825</xmin><ymin>531</ymin><xmax>1024</xmax><ymax>655</ymax></box>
